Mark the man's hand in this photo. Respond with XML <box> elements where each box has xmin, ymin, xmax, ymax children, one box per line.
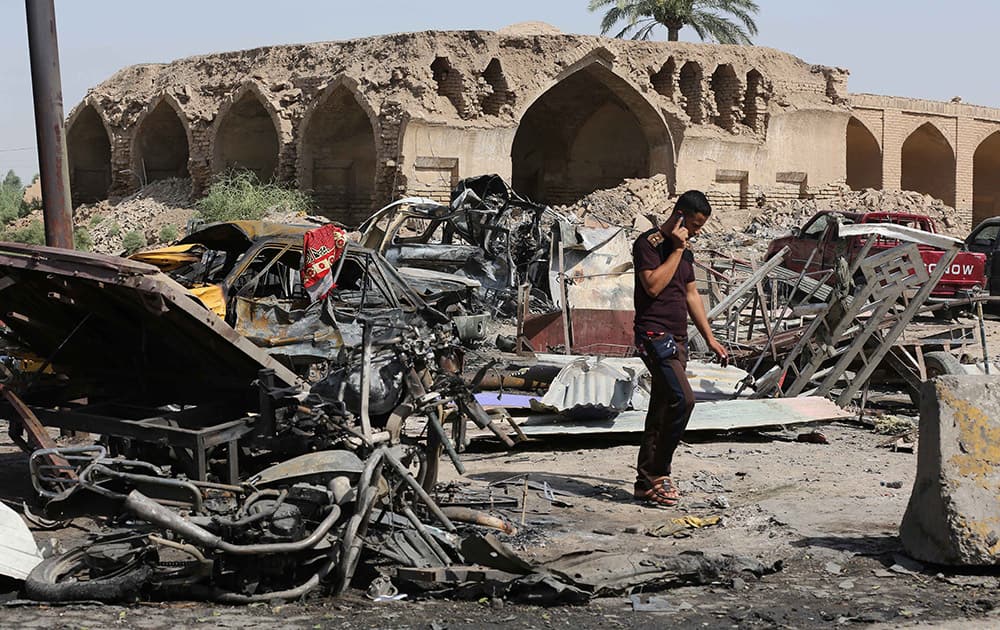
<box><xmin>667</xmin><ymin>214</ymin><xmax>689</xmax><ymax>249</ymax></box>
<box><xmin>709</xmin><ymin>338</ymin><xmax>729</xmax><ymax>367</ymax></box>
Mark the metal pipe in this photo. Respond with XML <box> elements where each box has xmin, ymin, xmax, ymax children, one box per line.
<box><xmin>399</xmin><ymin>504</ymin><xmax>452</xmax><ymax>565</ymax></box>
<box><xmin>427</xmin><ymin>407</ymin><xmax>464</xmax><ymax>475</ymax></box>
<box><xmin>86</xmin><ymin>464</ymin><xmax>205</xmax><ymax>513</ymax></box>
<box><xmin>440</xmin><ymin>506</ymin><xmax>517</xmax><ymax>535</ymax></box>
<box><xmin>219</xmin><ymin>489</ymin><xmax>287</xmax><ymax>528</ymax></box>
<box><xmin>25</xmin><ymin>0</ymin><xmax>73</xmax><ymax>249</ymax></box>
<box><xmin>380</xmin><ymin>448</ymin><xmax>456</xmax><ymax>531</ymax></box>
<box><xmin>978</xmin><ymin>301</ymin><xmax>991</xmax><ymax>374</ymax></box>
<box><xmin>124</xmin><ymin>490</ymin><xmax>341</xmax><ymax>555</ymax></box>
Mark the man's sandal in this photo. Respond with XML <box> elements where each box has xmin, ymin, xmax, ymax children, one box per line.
<box><xmin>656</xmin><ymin>476</ymin><xmax>680</xmax><ymax>501</ymax></box>
<box><xmin>634</xmin><ymin>485</ymin><xmax>679</xmax><ymax>508</ymax></box>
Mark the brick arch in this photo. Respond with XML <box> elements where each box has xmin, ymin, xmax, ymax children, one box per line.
<box><xmin>901</xmin><ymin>122</ymin><xmax>956</xmax><ymax>206</ymax></box>
<box><xmin>511</xmin><ymin>55</ymin><xmax>676</xmax><ymax>203</ymax></box>
<box><xmin>479</xmin><ymin>57</ymin><xmax>514</xmax><ymax>116</ymax></box>
<box><xmin>742</xmin><ymin>68</ymin><xmax>768</xmax><ymax>133</ymax></box>
<box><xmin>66</xmin><ymin>98</ymin><xmax>114</xmax><ymax>204</ymax></box>
<box><xmin>968</xmin><ymin>122</ymin><xmax>1000</xmax><ymax>151</ymax></box>
<box><xmin>211</xmin><ymin>82</ymin><xmax>285</xmax><ymax>182</ymax></box>
<box><xmin>678</xmin><ymin>60</ymin><xmax>705</xmax><ymax>124</ymax></box>
<box><xmin>973</xmin><ymin>130</ymin><xmax>1000</xmax><ymax>223</ymax></box>
<box><xmin>649</xmin><ymin>56</ymin><xmax>677</xmax><ymax>99</ymax></box>
<box><xmin>129</xmin><ymin>93</ymin><xmax>193</xmax><ymax>186</ymax></box>
<box><xmin>709</xmin><ymin>63</ymin><xmax>741</xmax><ymax>131</ymax></box>
<box><xmin>430</xmin><ymin>55</ymin><xmax>470</xmax><ymax>117</ymax></box>
<box><xmin>297</xmin><ymin>76</ymin><xmax>381</xmax><ymax>221</ymax></box>
<box><xmin>897</xmin><ymin>116</ymin><xmax>956</xmax><ymax>153</ymax></box>
<box><xmin>846</xmin><ymin>116</ymin><xmax>882</xmax><ymax>190</ymax></box>
<box><xmin>66</xmin><ymin>97</ymin><xmax>115</xmax><ymax>138</ymax></box>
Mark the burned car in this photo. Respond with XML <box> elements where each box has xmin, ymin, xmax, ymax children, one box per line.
<box><xmin>0</xmin><ymin>231</ymin><xmax>512</xmax><ymax>483</ymax></box>
<box><xmin>359</xmin><ymin>175</ymin><xmax>560</xmax><ymax>315</ymax></box>
<box><xmin>131</xmin><ymin>220</ymin><xmax>481</xmax><ymax>326</ymax></box>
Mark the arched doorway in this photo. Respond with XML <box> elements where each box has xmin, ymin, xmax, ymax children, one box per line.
<box><xmin>299</xmin><ymin>84</ymin><xmax>377</xmax><ymax>221</ymax></box>
<box><xmin>974</xmin><ymin>131</ymin><xmax>1000</xmax><ymax>224</ymax></box>
<box><xmin>67</xmin><ymin>104</ymin><xmax>111</xmax><ymax>204</ymax></box>
<box><xmin>511</xmin><ymin>63</ymin><xmax>671</xmax><ymax>205</ymax></box>
<box><xmin>901</xmin><ymin>123</ymin><xmax>955</xmax><ymax>207</ymax></box>
<box><xmin>133</xmin><ymin>99</ymin><xmax>190</xmax><ymax>184</ymax></box>
<box><xmin>213</xmin><ymin>89</ymin><xmax>280</xmax><ymax>182</ymax></box>
<box><xmin>846</xmin><ymin>117</ymin><xmax>882</xmax><ymax>191</ymax></box>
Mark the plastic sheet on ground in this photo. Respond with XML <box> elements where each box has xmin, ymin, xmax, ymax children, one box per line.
<box><xmin>0</xmin><ymin>502</ymin><xmax>42</xmax><ymax>580</ymax></box>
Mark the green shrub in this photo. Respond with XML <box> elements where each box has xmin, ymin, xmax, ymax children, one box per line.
<box><xmin>0</xmin><ymin>188</ymin><xmax>21</xmax><ymax>225</ymax></box>
<box><xmin>7</xmin><ymin>220</ymin><xmax>45</xmax><ymax>245</ymax></box>
<box><xmin>196</xmin><ymin>170</ymin><xmax>311</xmax><ymax>223</ymax></box>
<box><xmin>74</xmin><ymin>227</ymin><xmax>93</xmax><ymax>252</ymax></box>
<box><xmin>121</xmin><ymin>230</ymin><xmax>147</xmax><ymax>254</ymax></box>
<box><xmin>158</xmin><ymin>224</ymin><xmax>179</xmax><ymax>243</ymax></box>
<box><xmin>89</xmin><ymin>214</ymin><xmax>105</xmax><ymax>228</ymax></box>
<box><xmin>2</xmin><ymin>171</ymin><xmax>21</xmax><ymax>190</ymax></box>
<box><xmin>107</xmin><ymin>221</ymin><xmax>120</xmax><ymax>237</ymax></box>
<box><xmin>0</xmin><ymin>170</ymin><xmax>25</xmax><ymax>226</ymax></box>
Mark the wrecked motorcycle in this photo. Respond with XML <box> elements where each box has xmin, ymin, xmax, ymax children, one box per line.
<box><xmin>24</xmin><ymin>444</ymin><xmax>450</xmax><ymax>603</ymax></box>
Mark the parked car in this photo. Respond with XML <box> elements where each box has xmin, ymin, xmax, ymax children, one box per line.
<box><xmin>765</xmin><ymin>211</ymin><xmax>987</xmax><ymax>298</ymax></box>
<box><xmin>964</xmin><ymin>217</ymin><xmax>1000</xmax><ymax>295</ymax></box>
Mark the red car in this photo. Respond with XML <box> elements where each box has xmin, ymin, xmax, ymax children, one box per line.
<box><xmin>765</xmin><ymin>211</ymin><xmax>987</xmax><ymax>298</ymax></box>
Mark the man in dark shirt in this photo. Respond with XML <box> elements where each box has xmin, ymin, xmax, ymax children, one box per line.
<box><xmin>632</xmin><ymin>190</ymin><xmax>727</xmax><ymax>507</ymax></box>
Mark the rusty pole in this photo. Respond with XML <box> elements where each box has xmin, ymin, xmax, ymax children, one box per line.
<box><xmin>25</xmin><ymin>0</ymin><xmax>74</xmax><ymax>249</ymax></box>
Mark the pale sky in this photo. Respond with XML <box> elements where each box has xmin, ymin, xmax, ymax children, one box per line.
<box><xmin>1</xmin><ymin>1</ymin><xmax>996</xmax><ymax>181</ymax></box>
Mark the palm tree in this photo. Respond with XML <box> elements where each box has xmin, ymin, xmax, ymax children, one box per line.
<box><xmin>588</xmin><ymin>0</ymin><xmax>759</xmax><ymax>44</ymax></box>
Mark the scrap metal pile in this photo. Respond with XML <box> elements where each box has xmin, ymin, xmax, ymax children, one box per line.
<box><xmin>0</xmin><ymin>175</ymin><xmax>991</xmax><ymax>604</ymax></box>
<box><xmin>358</xmin><ymin>174</ymin><xmax>566</xmax><ymax>319</ymax></box>
<box><xmin>0</xmin><ymin>226</ymin><xmax>525</xmax><ymax>601</ymax></box>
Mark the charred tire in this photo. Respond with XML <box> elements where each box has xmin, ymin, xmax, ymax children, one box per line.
<box><xmin>923</xmin><ymin>351</ymin><xmax>966</xmax><ymax>379</ymax></box>
<box><xmin>25</xmin><ymin>544</ymin><xmax>154</xmax><ymax>603</ymax></box>
<box><xmin>687</xmin><ymin>325</ymin><xmax>709</xmax><ymax>355</ymax></box>
<box><xmin>909</xmin><ymin>351</ymin><xmax>967</xmax><ymax>407</ymax></box>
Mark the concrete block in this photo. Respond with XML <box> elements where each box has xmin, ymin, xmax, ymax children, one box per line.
<box><xmin>900</xmin><ymin>375</ymin><xmax>1000</xmax><ymax>565</ymax></box>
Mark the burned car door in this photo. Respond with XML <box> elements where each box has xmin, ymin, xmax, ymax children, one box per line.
<box><xmin>786</xmin><ymin>212</ymin><xmax>833</xmax><ymax>274</ymax></box>
<box><xmin>381</xmin><ymin>217</ymin><xmax>483</xmax><ymax>273</ymax></box>
<box><xmin>225</xmin><ymin>243</ymin><xmax>307</xmax><ymax>326</ymax></box>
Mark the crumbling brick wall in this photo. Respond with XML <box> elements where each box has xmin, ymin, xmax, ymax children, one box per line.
<box><xmin>66</xmin><ymin>28</ymin><xmax>1000</xmax><ymax>230</ymax></box>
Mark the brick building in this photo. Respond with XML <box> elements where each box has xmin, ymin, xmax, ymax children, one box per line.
<box><xmin>63</xmin><ymin>28</ymin><xmax>1000</xmax><ymax>233</ymax></box>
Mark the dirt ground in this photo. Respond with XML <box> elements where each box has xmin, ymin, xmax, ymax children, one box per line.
<box><xmin>2</xmin><ymin>318</ymin><xmax>1000</xmax><ymax>629</ymax></box>
<box><xmin>4</xmin><ymin>391</ymin><xmax>1000</xmax><ymax>627</ymax></box>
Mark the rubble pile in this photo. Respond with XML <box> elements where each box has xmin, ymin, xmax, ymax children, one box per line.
<box><xmin>554</xmin><ymin>179</ymin><xmax>967</xmax><ymax>262</ymax></box>
<box><xmin>745</xmin><ymin>188</ymin><xmax>964</xmax><ymax>241</ymax></box>
<box><xmin>73</xmin><ymin>178</ymin><xmax>197</xmax><ymax>254</ymax></box>
<box><xmin>555</xmin><ymin>174</ymin><xmax>672</xmax><ymax>229</ymax></box>
<box><xmin>5</xmin><ymin>178</ymin><xmax>197</xmax><ymax>255</ymax></box>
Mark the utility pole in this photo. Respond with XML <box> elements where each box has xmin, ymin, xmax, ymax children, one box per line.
<box><xmin>25</xmin><ymin>0</ymin><xmax>73</xmax><ymax>249</ymax></box>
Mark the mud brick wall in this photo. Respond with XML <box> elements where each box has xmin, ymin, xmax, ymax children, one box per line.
<box><xmin>63</xmin><ymin>29</ymin><xmax>1000</xmax><ymax>231</ymax></box>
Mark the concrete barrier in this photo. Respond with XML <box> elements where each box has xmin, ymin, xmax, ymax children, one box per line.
<box><xmin>900</xmin><ymin>375</ymin><xmax>1000</xmax><ymax>565</ymax></box>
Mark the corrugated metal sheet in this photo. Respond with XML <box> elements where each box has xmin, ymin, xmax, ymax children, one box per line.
<box><xmin>514</xmin><ymin>396</ymin><xmax>853</xmax><ymax>436</ymax></box>
<box><xmin>530</xmin><ymin>359</ymin><xmax>636</xmax><ymax>419</ymax></box>
<box><xmin>533</xmin><ymin>354</ymin><xmax>752</xmax><ymax>403</ymax></box>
